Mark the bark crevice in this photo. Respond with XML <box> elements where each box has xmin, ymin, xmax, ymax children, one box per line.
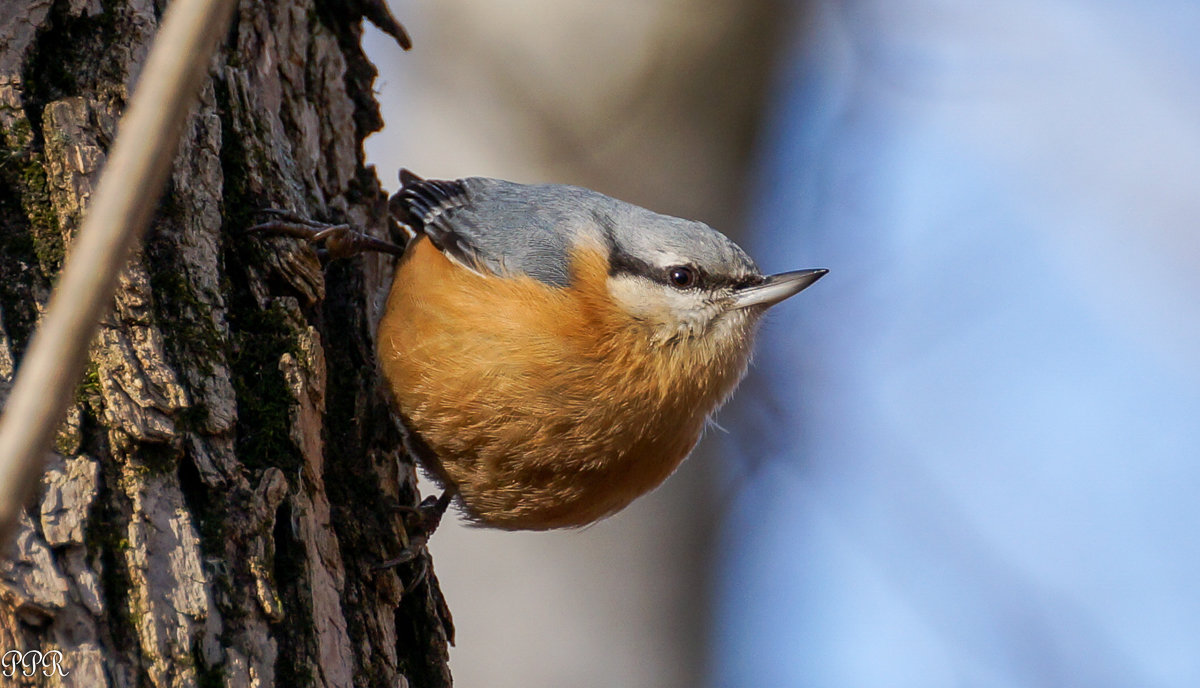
<box><xmin>0</xmin><ymin>2</ymin><xmax>450</xmax><ymax>686</ymax></box>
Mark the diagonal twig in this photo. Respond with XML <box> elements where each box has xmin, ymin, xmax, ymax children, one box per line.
<box><xmin>0</xmin><ymin>0</ymin><xmax>240</xmax><ymax>547</ymax></box>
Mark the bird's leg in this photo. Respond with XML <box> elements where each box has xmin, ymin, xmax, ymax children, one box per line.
<box><xmin>247</xmin><ymin>208</ymin><xmax>407</xmax><ymax>259</ymax></box>
<box><xmin>375</xmin><ymin>487</ymin><xmax>456</xmax><ymax>591</ymax></box>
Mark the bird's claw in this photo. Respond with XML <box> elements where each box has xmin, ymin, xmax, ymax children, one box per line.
<box><xmin>374</xmin><ymin>489</ymin><xmax>456</xmax><ymax>593</ymax></box>
<box><xmin>247</xmin><ymin>209</ymin><xmax>406</xmax><ymax>259</ymax></box>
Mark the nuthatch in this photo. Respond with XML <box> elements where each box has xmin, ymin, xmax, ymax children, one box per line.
<box><xmin>257</xmin><ymin>171</ymin><xmax>825</xmax><ymax>532</ymax></box>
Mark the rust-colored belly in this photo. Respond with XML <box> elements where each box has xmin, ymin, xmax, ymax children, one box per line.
<box><xmin>376</xmin><ymin>238</ymin><xmax>731</xmax><ymax>529</ymax></box>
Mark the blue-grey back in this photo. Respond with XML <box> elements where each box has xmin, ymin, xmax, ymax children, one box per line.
<box><xmin>393</xmin><ymin>175</ymin><xmax>759</xmax><ymax>288</ymax></box>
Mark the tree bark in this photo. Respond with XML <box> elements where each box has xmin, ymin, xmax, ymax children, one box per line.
<box><xmin>0</xmin><ymin>1</ymin><xmax>452</xmax><ymax>687</ymax></box>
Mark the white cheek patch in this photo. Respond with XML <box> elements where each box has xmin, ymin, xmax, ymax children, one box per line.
<box><xmin>607</xmin><ymin>274</ymin><xmax>713</xmax><ymax>337</ymax></box>
<box><xmin>607</xmin><ymin>274</ymin><xmax>669</xmax><ymax>321</ymax></box>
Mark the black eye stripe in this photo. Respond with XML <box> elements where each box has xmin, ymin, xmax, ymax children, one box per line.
<box><xmin>606</xmin><ymin>246</ymin><xmax>758</xmax><ymax>290</ymax></box>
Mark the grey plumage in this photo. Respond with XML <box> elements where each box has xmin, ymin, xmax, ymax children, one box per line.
<box><xmin>391</xmin><ymin>172</ymin><xmax>761</xmax><ymax>289</ymax></box>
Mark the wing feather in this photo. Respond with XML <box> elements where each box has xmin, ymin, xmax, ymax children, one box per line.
<box><xmin>389</xmin><ymin>170</ymin><xmax>589</xmax><ymax>286</ymax></box>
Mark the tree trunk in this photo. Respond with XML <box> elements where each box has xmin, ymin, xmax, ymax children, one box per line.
<box><xmin>0</xmin><ymin>1</ymin><xmax>453</xmax><ymax>686</ymax></box>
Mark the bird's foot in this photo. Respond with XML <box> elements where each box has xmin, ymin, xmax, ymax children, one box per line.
<box><xmin>248</xmin><ymin>209</ymin><xmax>406</xmax><ymax>259</ymax></box>
<box><xmin>375</xmin><ymin>488</ymin><xmax>456</xmax><ymax>592</ymax></box>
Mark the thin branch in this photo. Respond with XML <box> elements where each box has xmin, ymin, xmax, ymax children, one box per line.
<box><xmin>0</xmin><ymin>0</ymin><xmax>239</xmax><ymax>546</ymax></box>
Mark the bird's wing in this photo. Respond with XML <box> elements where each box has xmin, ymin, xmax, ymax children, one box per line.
<box><xmin>389</xmin><ymin>170</ymin><xmax>604</xmax><ymax>288</ymax></box>
<box><xmin>389</xmin><ymin>170</ymin><xmax>495</xmax><ymax>274</ymax></box>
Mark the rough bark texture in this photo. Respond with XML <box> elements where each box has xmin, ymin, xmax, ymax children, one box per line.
<box><xmin>0</xmin><ymin>1</ymin><xmax>453</xmax><ymax>686</ymax></box>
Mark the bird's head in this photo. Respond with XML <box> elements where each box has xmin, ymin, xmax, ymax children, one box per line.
<box><xmin>600</xmin><ymin>207</ymin><xmax>826</xmax><ymax>353</ymax></box>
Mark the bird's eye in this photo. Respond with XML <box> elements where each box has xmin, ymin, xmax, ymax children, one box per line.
<box><xmin>668</xmin><ymin>266</ymin><xmax>696</xmax><ymax>288</ymax></box>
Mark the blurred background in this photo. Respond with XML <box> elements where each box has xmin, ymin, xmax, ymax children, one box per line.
<box><xmin>364</xmin><ymin>1</ymin><xmax>1200</xmax><ymax>686</ymax></box>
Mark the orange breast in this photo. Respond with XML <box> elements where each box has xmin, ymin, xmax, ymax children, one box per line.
<box><xmin>376</xmin><ymin>237</ymin><xmax>742</xmax><ymax>529</ymax></box>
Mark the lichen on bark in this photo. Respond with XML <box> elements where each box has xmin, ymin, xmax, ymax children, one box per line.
<box><xmin>0</xmin><ymin>1</ymin><xmax>451</xmax><ymax>686</ymax></box>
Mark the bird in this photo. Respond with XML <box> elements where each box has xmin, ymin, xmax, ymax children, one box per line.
<box><xmin>253</xmin><ymin>170</ymin><xmax>826</xmax><ymax>534</ymax></box>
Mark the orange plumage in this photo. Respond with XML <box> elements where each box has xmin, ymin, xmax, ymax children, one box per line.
<box><xmin>377</xmin><ymin>237</ymin><xmax>753</xmax><ymax>530</ymax></box>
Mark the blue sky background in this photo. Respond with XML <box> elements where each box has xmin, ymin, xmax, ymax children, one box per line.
<box><xmin>715</xmin><ymin>1</ymin><xmax>1200</xmax><ymax>686</ymax></box>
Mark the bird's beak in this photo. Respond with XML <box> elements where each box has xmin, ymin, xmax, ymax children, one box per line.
<box><xmin>731</xmin><ymin>268</ymin><xmax>828</xmax><ymax>309</ymax></box>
